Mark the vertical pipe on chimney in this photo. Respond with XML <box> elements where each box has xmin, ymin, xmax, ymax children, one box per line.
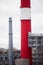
<box><xmin>8</xmin><ymin>17</ymin><xmax>13</xmax><ymax>65</ymax></box>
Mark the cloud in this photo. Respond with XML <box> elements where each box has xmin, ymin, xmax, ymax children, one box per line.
<box><xmin>0</xmin><ymin>0</ymin><xmax>20</xmax><ymax>49</ymax></box>
<box><xmin>0</xmin><ymin>0</ymin><xmax>43</xmax><ymax>49</ymax></box>
<box><xmin>31</xmin><ymin>0</ymin><xmax>43</xmax><ymax>33</ymax></box>
<box><xmin>31</xmin><ymin>0</ymin><xmax>43</xmax><ymax>13</ymax></box>
<box><xmin>31</xmin><ymin>13</ymin><xmax>43</xmax><ymax>33</ymax></box>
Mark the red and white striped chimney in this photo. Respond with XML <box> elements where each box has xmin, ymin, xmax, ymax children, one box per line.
<box><xmin>21</xmin><ymin>0</ymin><xmax>32</xmax><ymax>65</ymax></box>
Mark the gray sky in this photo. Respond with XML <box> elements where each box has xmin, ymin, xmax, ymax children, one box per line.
<box><xmin>0</xmin><ymin>0</ymin><xmax>43</xmax><ymax>50</ymax></box>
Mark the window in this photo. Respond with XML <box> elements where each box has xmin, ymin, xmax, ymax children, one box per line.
<box><xmin>5</xmin><ymin>57</ymin><xmax>8</xmax><ymax>60</ymax></box>
<box><xmin>0</xmin><ymin>57</ymin><xmax>3</xmax><ymax>61</ymax></box>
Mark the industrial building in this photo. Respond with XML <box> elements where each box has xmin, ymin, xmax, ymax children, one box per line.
<box><xmin>28</xmin><ymin>33</ymin><xmax>43</xmax><ymax>65</ymax></box>
<box><xmin>0</xmin><ymin>48</ymin><xmax>20</xmax><ymax>65</ymax></box>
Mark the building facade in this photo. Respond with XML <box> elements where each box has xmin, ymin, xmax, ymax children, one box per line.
<box><xmin>28</xmin><ymin>33</ymin><xmax>43</xmax><ymax>65</ymax></box>
<box><xmin>0</xmin><ymin>48</ymin><xmax>20</xmax><ymax>65</ymax></box>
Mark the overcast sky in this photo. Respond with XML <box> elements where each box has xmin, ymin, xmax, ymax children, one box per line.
<box><xmin>0</xmin><ymin>0</ymin><xmax>43</xmax><ymax>50</ymax></box>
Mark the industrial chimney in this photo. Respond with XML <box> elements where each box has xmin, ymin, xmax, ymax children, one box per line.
<box><xmin>8</xmin><ymin>17</ymin><xmax>13</xmax><ymax>65</ymax></box>
<box><xmin>21</xmin><ymin>0</ymin><xmax>32</xmax><ymax>65</ymax></box>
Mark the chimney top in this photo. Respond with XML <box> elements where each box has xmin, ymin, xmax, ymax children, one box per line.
<box><xmin>9</xmin><ymin>17</ymin><xmax>12</xmax><ymax>22</ymax></box>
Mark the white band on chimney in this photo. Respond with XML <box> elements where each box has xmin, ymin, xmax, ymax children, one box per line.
<box><xmin>21</xmin><ymin>8</ymin><xmax>31</xmax><ymax>20</ymax></box>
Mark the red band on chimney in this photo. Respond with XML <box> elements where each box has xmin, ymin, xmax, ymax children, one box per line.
<box><xmin>21</xmin><ymin>0</ymin><xmax>30</xmax><ymax>8</ymax></box>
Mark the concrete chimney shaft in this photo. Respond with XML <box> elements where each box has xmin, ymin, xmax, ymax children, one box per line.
<box><xmin>21</xmin><ymin>0</ymin><xmax>32</xmax><ymax>65</ymax></box>
<box><xmin>9</xmin><ymin>17</ymin><xmax>13</xmax><ymax>65</ymax></box>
